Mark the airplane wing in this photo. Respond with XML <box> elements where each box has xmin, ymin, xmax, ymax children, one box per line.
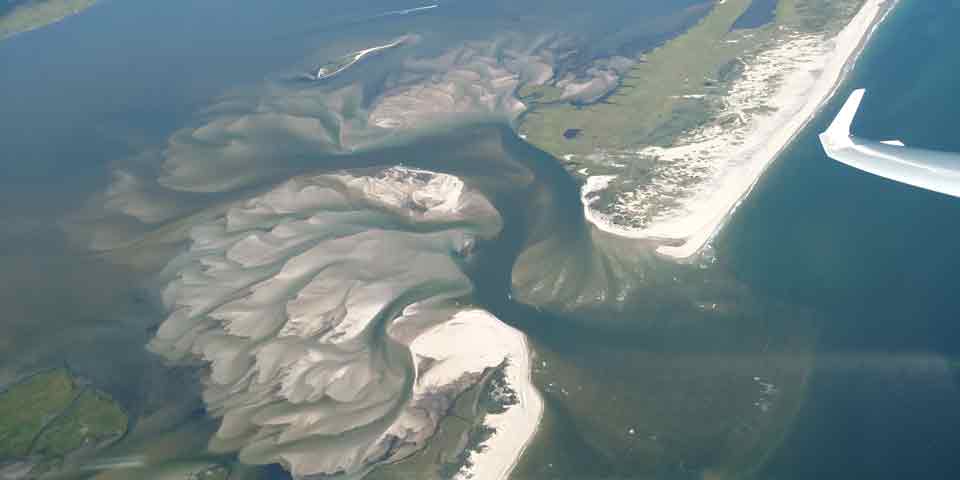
<box><xmin>819</xmin><ymin>89</ymin><xmax>960</xmax><ymax>198</ymax></box>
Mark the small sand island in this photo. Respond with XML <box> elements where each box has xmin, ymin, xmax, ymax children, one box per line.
<box><xmin>518</xmin><ymin>0</ymin><xmax>898</xmax><ymax>260</ymax></box>
<box><xmin>0</xmin><ymin>0</ymin><xmax>97</xmax><ymax>40</ymax></box>
<box><xmin>311</xmin><ymin>35</ymin><xmax>413</xmax><ymax>81</ymax></box>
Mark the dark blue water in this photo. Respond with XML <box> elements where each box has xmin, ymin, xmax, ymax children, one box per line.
<box><xmin>732</xmin><ymin>0</ymin><xmax>778</xmax><ymax>30</ymax></box>
<box><xmin>720</xmin><ymin>0</ymin><xmax>960</xmax><ymax>477</ymax></box>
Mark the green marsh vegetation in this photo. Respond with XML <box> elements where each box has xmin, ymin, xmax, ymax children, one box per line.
<box><xmin>517</xmin><ymin>0</ymin><xmax>867</xmax><ymax>182</ymax></box>
<box><xmin>0</xmin><ymin>0</ymin><xmax>97</xmax><ymax>40</ymax></box>
<box><xmin>0</xmin><ymin>368</ymin><xmax>127</xmax><ymax>472</ymax></box>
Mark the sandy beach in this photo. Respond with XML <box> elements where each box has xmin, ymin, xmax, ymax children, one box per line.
<box><xmin>582</xmin><ymin>0</ymin><xmax>898</xmax><ymax>260</ymax></box>
<box><xmin>446</xmin><ymin>311</ymin><xmax>544</xmax><ymax>480</ymax></box>
<box><xmin>314</xmin><ymin>36</ymin><xmax>410</xmax><ymax>80</ymax></box>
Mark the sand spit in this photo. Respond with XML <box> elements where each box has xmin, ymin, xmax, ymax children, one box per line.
<box><xmin>314</xmin><ymin>36</ymin><xmax>411</xmax><ymax>81</ymax></box>
<box><xmin>583</xmin><ymin>0</ymin><xmax>897</xmax><ymax>260</ymax></box>
<box><xmin>450</xmin><ymin>312</ymin><xmax>543</xmax><ymax>480</ymax></box>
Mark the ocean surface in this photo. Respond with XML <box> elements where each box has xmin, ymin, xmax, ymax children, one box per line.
<box><xmin>721</xmin><ymin>0</ymin><xmax>960</xmax><ymax>477</ymax></box>
<box><xmin>1</xmin><ymin>0</ymin><xmax>959</xmax><ymax>478</ymax></box>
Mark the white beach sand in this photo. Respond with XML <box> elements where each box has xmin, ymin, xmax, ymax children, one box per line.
<box><xmin>583</xmin><ymin>0</ymin><xmax>897</xmax><ymax>260</ymax></box>
<box><xmin>446</xmin><ymin>310</ymin><xmax>543</xmax><ymax>480</ymax></box>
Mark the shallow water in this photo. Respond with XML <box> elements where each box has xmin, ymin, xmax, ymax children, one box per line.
<box><xmin>2</xmin><ymin>0</ymin><xmax>959</xmax><ymax>478</ymax></box>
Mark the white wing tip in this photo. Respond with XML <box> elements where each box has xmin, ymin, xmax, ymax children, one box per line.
<box><xmin>821</xmin><ymin>89</ymin><xmax>866</xmax><ymax>154</ymax></box>
<box><xmin>825</xmin><ymin>89</ymin><xmax>866</xmax><ymax>137</ymax></box>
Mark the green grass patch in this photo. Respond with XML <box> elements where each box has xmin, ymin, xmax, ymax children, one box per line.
<box><xmin>31</xmin><ymin>388</ymin><xmax>128</xmax><ymax>457</ymax></box>
<box><xmin>0</xmin><ymin>369</ymin><xmax>77</xmax><ymax>459</ymax></box>
<box><xmin>0</xmin><ymin>0</ymin><xmax>98</xmax><ymax>40</ymax></box>
<box><xmin>0</xmin><ymin>368</ymin><xmax>128</xmax><ymax>465</ymax></box>
<box><xmin>516</xmin><ymin>0</ymin><xmax>867</xmax><ymax>181</ymax></box>
<box><xmin>518</xmin><ymin>0</ymin><xmax>757</xmax><ymax>166</ymax></box>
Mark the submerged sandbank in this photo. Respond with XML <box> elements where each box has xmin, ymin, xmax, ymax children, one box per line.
<box><xmin>0</xmin><ymin>0</ymin><xmax>97</xmax><ymax>40</ymax></box>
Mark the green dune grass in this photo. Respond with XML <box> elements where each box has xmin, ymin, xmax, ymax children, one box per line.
<box><xmin>0</xmin><ymin>368</ymin><xmax>127</xmax><ymax>469</ymax></box>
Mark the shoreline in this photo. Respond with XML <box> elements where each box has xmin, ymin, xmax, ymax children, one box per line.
<box><xmin>451</xmin><ymin>313</ymin><xmax>544</xmax><ymax>480</ymax></box>
<box><xmin>582</xmin><ymin>0</ymin><xmax>898</xmax><ymax>260</ymax></box>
